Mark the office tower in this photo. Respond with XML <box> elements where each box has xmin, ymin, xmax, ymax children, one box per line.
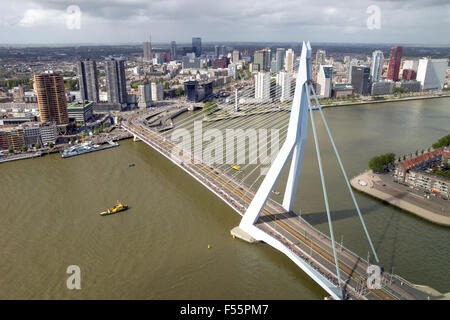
<box><xmin>314</xmin><ymin>49</ymin><xmax>326</xmax><ymax>77</ymax></box>
<box><xmin>170</xmin><ymin>41</ymin><xmax>177</xmax><ymax>60</ymax></box>
<box><xmin>387</xmin><ymin>46</ymin><xmax>403</xmax><ymax>81</ymax></box>
<box><xmin>214</xmin><ymin>45</ymin><xmax>220</xmax><ymax>58</ymax></box>
<box><xmin>105</xmin><ymin>58</ymin><xmax>127</xmax><ymax>105</ymax></box>
<box><xmin>284</xmin><ymin>49</ymin><xmax>295</xmax><ymax>73</ymax></box>
<box><xmin>232</xmin><ymin>50</ymin><xmax>240</xmax><ymax>64</ymax></box>
<box><xmin>228</xmin><ymin>63</ymin><xmax>238</xmax><ymax>80</ymax></box>
<box><xmin>77</xmin><ymin>59</ymin><xmax>99</xmax><ymax>103</ymax></box>
<box><xmin>370</xmin><ymin>50</ymin><xmax>384</xmax><ymax>83</ymax></box>
<box><xmin>254</xmin><ymin>49</ymin><xmax>269</xmax><ymax>72</ymax></box>
<box><xmin>219</xmin><ymin>45</ymin><xmax>226</xmax><ymax>57</ymax></box>
<box><xmin>416</xmin><ymin>58</ymin><xmax>448</xmax><ymax>90</ymax></box>
<box><xmin>138</xmin><ymin>83</ymin><xmax>152</xmax><ymax>109</ymax></box>
<box><xmin>151</xmin><ymin>82</ymin><xmax>164</xmax><ymax>101</ymax></box>
<box><xmin>274</xmin><ymin>48</ymin><xmax>286</xmax><ymax>73</ymax></box>
<box><xmin>143</xmin><ymin>37</ymin><xmax>153</xmax><ymax>62</ymax></box>
<box><xmin>192</xmin><ymin>37</ymin><xmax>202</xmax><ymax>57</ymax></box>
<box><xmin>317</xmin><ymin>65</ymin><xmax>333</xmax><ymax>98</ymax></box>
<box><xmin>254</xmin><ymin>72</ymin><xmax>271</xmax><ymax>101</ymax></box>
<box><xmin>212</xmin><ymin>56</ymin><xmax>229</xmax><ymax>69</ymax></box>
<box><xmin>351</xmin><ymin>66</ymin><xmax>370</xmax><ymax>95</ymax></box>
<box><xmin>276</xmin><ymin>71</ymin><xmax>292</xmax><ymax>102</ymax></box>
<box><xmin>34</xmin><ymin>73</ymin><xmax>69</xmax><ymax>125</ymax></box>
<box><xmin>402</xmin><ymin>59</ymin><xmax>419</xmax><ymax>72</ymax></box>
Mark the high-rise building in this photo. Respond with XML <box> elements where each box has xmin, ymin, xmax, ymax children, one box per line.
<box><xmin>77</xmin><ymin>59</ymin><xmax>99</xmax><ymax>103</ymax></box>
<box><xmin>317</xmin><ymin>65</ymin><xmax>333</xmax><ymax>98</ymax></box>
<box><xmin>232</xmin><ymin>50</ymin><xmax>240</xmax><ymax>64</ymax></box>
<box><xmin>170</xmin><ymin>41</ymin><xmax>177</xmax><ymax>60</ymax></box>
<box><xmin>105</xmin><ymin>58</ymin><xmax>127</xmax><ymax>105</ymax></box>
<box><xmin>151</xmin><ymin>83</ymin><xmax>164</xmax><ymax>101</ymax></box>
<box><xmin>219</xmin><ymin>45</ymin><xmax>226</xmax><ymax>57</ymax></box>
<box><xmin>402</xmin><ymin>69</ymin><xmax>417</xmax><ymax>80</ymax></box>
<box><xmin>254</xmin><ymin>72</ymin><xmax>271</xmax><ymax>101</ymax></box>
<box><xmin>143</xmin><ymin>37</ymin><xmax>153</xmax><ymax>62</ymax></box>
<box><xmin>212</xmin><ymin>56</ymin><xmax>229</xmax><ymax>69</ymax></box>
<box><xmin>254</xmin><ymin>49</ymin><xmax>269</xmax><ymax>72</ymax></box>
<box><xmin>402</xmin><ymin>59</ymin><xmax>419</xmax><ymax>72</ymax></box>
<box><xmin>370</xmin><ymin>50</ymin><xmax>384</xmax><ymax>83</ymax></box>
<box><xmin>192</xmin><ymin>37</ymin><xmax>202</xmax><ymax>57</ymax></box>
<box><xmin>34</xmin><ymin>73</ymin><xmax>69</xmax><ymax>125</ymax></box>
<box><xmin>274</xmin><ymin>48</ymin><xmax>286</xmax><ymax>73</ymax></box>
<box><xmin>351</xmin><ymin>66</ymin><xmax>370</xmax><ymax>95</ymax></box>
<box><xmin>228</xmin><ymin>63</ymin><xmax>238</xmax><ymax>80</ymax></box>
<box><xmin>416</xmin><ymin>58</ymin><xmax>448</xmax><ymax>90</ymax></box>
<box><xmin>138</xmin><ymin>83</ymin><xmax>152</xmax><ymax>109</ymax></box>
<box><xmin>387</xmin><ymin>46</ymin><xmax>403</xmax><ymax>82</ymax></box>
<box><xmin>214</xmin><ymin>45</ymin><xmax>220</xmax><ymax>58</ymax></box>
<box><xmin>276</xmin><ymin>71</ymin><xmax>292</xmax><ymax>102</ymax></box>
<box><xmin>284</xmin><ymin>49</ymin><xmax>295</xmax><ymax>73</ymax></box>
<box><xmin>314</xmin><ymin>49</ymin><xmax>326</xmax><ymax>79</ymax></box>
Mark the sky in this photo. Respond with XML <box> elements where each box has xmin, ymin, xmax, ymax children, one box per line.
<box><xmin>0</xmin><ymin>0</ymin><xmax>449</xmax><ymax>45</ymax></box>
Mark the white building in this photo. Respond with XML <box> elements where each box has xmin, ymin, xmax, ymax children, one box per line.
<box><xmin>402</xmin><ymin>59</ymin><xmax>419</xmax><ymax>72</ymax></box>
<box><xmin>276</xmin><ymin>72</ymin><xmax>292</xmax><ymax>102</ymax></box>
<box><xmin>284</xmin><ymin>49</ymin><xmax>295</xmax><ymax>73</ymax></box>
<box><xmin>416</xmin><ymin>58</ymin><xmax>448</xmax><ymax>90</ymax></box>
<box><xmin>370</xmin><ymin>50</ymin><xmax>384</xmax><ymax>83</ymax></box>
<box><xmin>317</xmin><ymin>65</ymin><xmax>333</xmax><ymax>98</ymax></box>
<box><xmin>151</xmin><ymin>83</ymin><xmax>164</xmax><ymax>101</ymax></box>
<box><xmin>228</xmin><ymin>63</ymin><xmax>238</xmax><ymax>80</ymax></box>
<box><xmin>254</xmin><ymin>72</ymin><xmax>271</xmax><ymax>101</ymax></box>
<box><xmin>138</xmin><ymin>83</ymin><xmax>152</xmax><ymax>109</ymax></box>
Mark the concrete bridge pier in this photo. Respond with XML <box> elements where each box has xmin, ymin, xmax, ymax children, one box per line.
<box><xmin>133</xmin><ymin>134</ymin><xmax>140</xmax><ymax>142</ymax></box>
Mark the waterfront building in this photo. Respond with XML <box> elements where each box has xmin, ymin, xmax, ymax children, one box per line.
<box><xmin>370</xmin><ymin>50</ymin><xmax>384</xmax><ymax>83</ymax></box>
<box><xmin>34</xmin><ymin>73</ymin><xmax>69</xmax><ymax>125</ymax></box>
<box><xmin>77</xmin><ymin>59</ymin><xmax>99</xmax><ymax>103</ymax></box>
<box><xmin>351</xmin><ymin>66</ymin><xmax>370</xmax><ymax>95</ymax></box>
<box><xmin>317</xmin><ymin>65</ymin><xmax>333</xmax><ymax>98</ymax></box>
<box><xmin>254</xmin><ymin>72</ymin><xmax>271</xmax><ymax>101</ymax></box>
<box><xmin>192</xmin><ymin>37</ymin><xmax>202</xmax><ymax>57</ymax></box>
<box><xmin>398</xmin><ymin>80</ymin><xmax>422</xmax><ymax>92</ymax></box>
<box><xmin>151</xmin><ymin>83</ymin><xmax>164</xmax><ymax>101</ymax></box>
<box><xmin>138</xmin><ymin>83</ymin><xmax>152</xmax><ymax>109</ymax></box>
<box><xmin>332</xmin><ymin>84</ymin><xmax>354</xmax><ymax>98</ymax></box>
<box><xmin>387</xmin><ymin>46</ymin><xmax>403</xmax><ymax>82</ymax></box>
<box><xmin>67</xmin><ymin>101</ymin><xmax>94</xmax><ymax>124</ymax></box>
<box><xmin>416</xmin><ymin>58</ymin><xmax>448</xmax><ymax>90</ymax></box>
<box><xmin>403</xmin><ymin>59</ymin><xmax>419</xmax><ymax>72</ymax></box>
<box><xmin>105</xmin><ymin>58</ymin><xmax>127</xmax><ymax>105</ymax></box>
<box><xmin>284</xmin><ymin>49</ymin><xmax>295</xmax><ymax>73</ymax></box>
<box><xmin>371</xmin><ymin>80</ymin><xmax>394</xmax><ymax>95</ymax></box>
<box><xmin>39</xmin><ymin>122</ymin><xmax>58</xmax><ymax>145</ymax></box>
<box><xmin>170</xmin><ymin>41</ymin><xmax>177</xmax><ymax>60</ymax></box>
<box><xmin>5</xmin><ymin>127</ymin><xmax>25</xmax><ymax>150</ymax></box>
<box><xmin>276</xmin><ymin>71</ymin><xmax>292</xmax><ymax>102</ymax></box>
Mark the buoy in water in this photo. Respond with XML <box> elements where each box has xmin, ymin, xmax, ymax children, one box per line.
<box><xmin>208</xmin><ymin>244</ymin><xmax>211</xmax><ymax>249</ymax></box>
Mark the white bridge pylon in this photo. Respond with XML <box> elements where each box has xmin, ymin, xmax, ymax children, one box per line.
<box><xmin>239</xmin><ymin>41</ymin><xmax>379</xmax><ymax>292</ymax></box>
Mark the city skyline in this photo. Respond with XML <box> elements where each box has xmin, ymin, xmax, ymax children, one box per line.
<box><xmin>1</xmin><ymin>0</ymin><xmax>449</xmax><ymax>45</ymax></box>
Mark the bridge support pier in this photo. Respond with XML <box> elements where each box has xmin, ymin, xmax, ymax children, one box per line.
<box><xmin>230</xmin><ymin>227</ymin><xmax>259</xmax><ymax>243</ymax></box>
<box><xmin>133</xmin><ymin>134</ymin><xmax>140</xmax><ymax>142</ymax></box>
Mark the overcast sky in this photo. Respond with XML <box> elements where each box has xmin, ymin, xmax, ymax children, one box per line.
<box><xmin>0</xmin><ymin>0</ymin><xmax>449</xmax><ymax>45</ymax></box>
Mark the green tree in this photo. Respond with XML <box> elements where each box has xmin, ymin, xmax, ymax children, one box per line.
<box><xmin>432</xmin><ymin>134</ymin><xmax>450</xmax><ymax>149</ymax></box>
<box><xmin>48</xmin><ymin>142</ymin><xmax>54</xmax><ymax>148</ymax></box>
<box><xmin>175</xmin><ymin>88</ymin><xmax>184</xmax><ymax>96</ymax></box>
<box><xmin>368</xmin><ymin>153</ymin><xmax>396</xmax><ymax>173</ymax></box>
<box><xmin>34</xmin><ymin>143</ymin><xmax>41</xmax><ymax>149</ymax></box>
<box><xmin>95</xmin><ymin>126</ymin><xmax>99</xmax><ymax>135</ymax></box>
<box><xmin>22</xmin><ymin>145</ymin><xmax>28</xmax><ymax>152</ymax></box>
<box><xmin>8</xmin><ymin>146</ymin><xmax>13</xmax><ymax>153</ymax></box>
<box><xmin>203</xmin><ymin>102</ymin><xmax>218</xmax><ymax>115</ymax></box>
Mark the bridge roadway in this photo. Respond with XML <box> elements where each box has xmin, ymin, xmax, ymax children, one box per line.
<box><xmin>121</xmin><ymin>110</ymin><xmax>433</xmax><ymax>300</ymax></box>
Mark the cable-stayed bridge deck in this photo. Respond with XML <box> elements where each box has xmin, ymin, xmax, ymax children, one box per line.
<box><xmin>121</xmin><ymin>112</ymin><xmax>434</xmax><ymax>300</ymax></box>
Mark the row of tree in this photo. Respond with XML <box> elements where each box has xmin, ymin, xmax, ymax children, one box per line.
<box><xmin>368</xmin><ymin>153</ymin><xmax>396</xmax><ymax>173</ymax></box>
<box><xmin>432</xmin><ymin>134</ymin><xmax>450</xmax><ymax>149</ymax></box>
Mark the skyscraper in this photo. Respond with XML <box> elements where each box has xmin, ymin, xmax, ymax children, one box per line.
<box><xmin>151</xmin><ymin>83</ymin><xmax>164</xmax><ymax>101</ymax></box>
<box><xmin>370</xmin><ymin>50</ymin><xmax>384</xmax><ymax>83</ymax></box>
<box><xmin>416</xmin><ymin>58</ymin><xmax>448</xmax><ymax>90</ymax></box>
<box><xmin>387</xmin><ymin>46</ymin><xmax>403</xmax><ymax>82</ymax></box>
<box><xmin>214</xmin><ymin>45</ymin><xmax>220</xmax><ymax>58</ymax></box>
<box><xmin>255</xmin><ymin>72</ymin><xmax>271</xmax><ymax>101</ymax></box>
<box><xmin>105</xmin><ymin>58</ymin><xmax>127</xmax><ymax>105</ymax></box>
<box><xmin>192</xmin><ymin>37</ymin><xmax>202</xmax><ymax>57</ymax></box>
<box><xmin>317</xmin><ymin>65</ymin><xmax>333</xmax><ymax>98</ymax></box>
<box><xmin>143</xmin><ymin>37</ymin><xmax>153</xmax><ymax>62</ymax></box>
<box><xmin>351</xmin><ymin>66</ymin><xmax>370</xmax><ymax>95</ymax></box>
<box><xmin>170</xmin><ymin>41</ymin><xmax>177</xmax><ymax>60</ymax></box>
<box><xmin>275</xmin><ymin>48</ymin><xmax>286</xmax><ymax>73</ymax></box>
<box><xmin>284</xmin><ymin>49</ymin><xmax>295</xmax><ymax>73</ymax></box>
<box><xmin>254</xmin><ymin>49</ymin><xmax>269</xmax><ymax>72</ymax></box>
<box><xmin>77</xmin><ymin>59</ymin><xmax>99</xmax><ymax>102</ymax></box>
<box><xmin>232</xmin><ymin>50</ymin><xmax>240</xmax><ymax>64</ymax></box>
<box><xmin>34</xmin><ymin>73</ymin><xmax>69</xmax><ymax>125</ymax></box>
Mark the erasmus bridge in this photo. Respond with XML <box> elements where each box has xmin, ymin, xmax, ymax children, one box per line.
<box><xmin>121</xmin><ymin>42</ymin><xmax>436</xmax><ymax>300</ymax></box>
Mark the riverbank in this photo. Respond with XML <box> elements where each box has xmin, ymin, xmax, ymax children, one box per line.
<box><xmin>351</xmin><ymin>170</ymin><xmax>450</xmax><ymax>227</ymax></box>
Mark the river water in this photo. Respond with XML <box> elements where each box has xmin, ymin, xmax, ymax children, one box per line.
<box><xmin>0</xmin><ymin>98</ymin><xmax>449</xmax><ymax>299</ymax></box>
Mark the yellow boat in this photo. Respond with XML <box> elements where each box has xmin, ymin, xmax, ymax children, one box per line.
<box><xmin>100</xmin><ymin>202</ymin><xmax>128</xmax><ymax>216</ymax></box>
<box><xmin>232</xmin><ymin>165</ymin><xmax>241</xmax><ymax>171</ymax></box>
